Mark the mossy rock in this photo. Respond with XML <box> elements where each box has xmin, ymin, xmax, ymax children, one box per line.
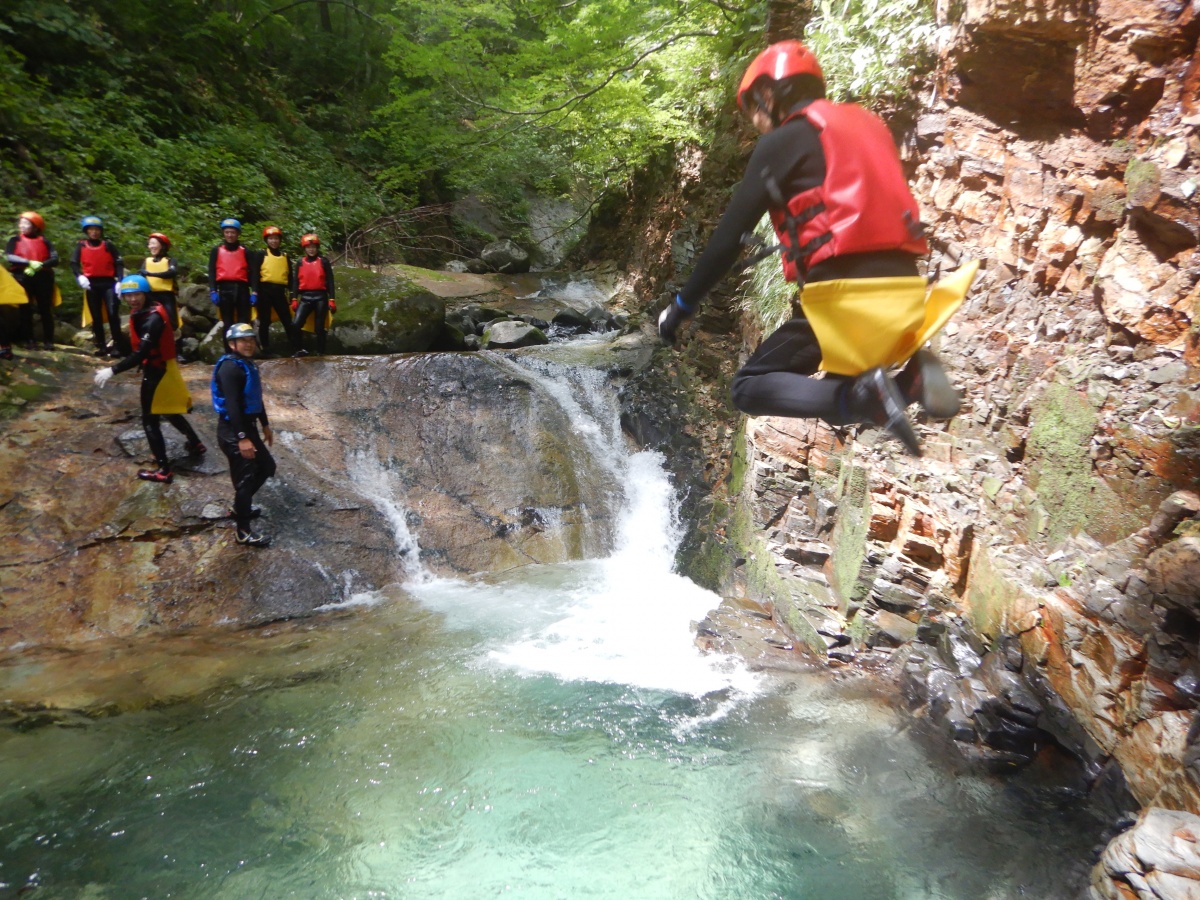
<box><xmin>327</xmin><ymin>267</ymin><xmax>445</xmax><ymax>355</ymax></box>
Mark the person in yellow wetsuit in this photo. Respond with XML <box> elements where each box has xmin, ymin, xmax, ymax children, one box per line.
<box><xmin>658</xmin><ymin>41</ymin><xmax>974</xmax><ymax>457</ymax></box>
<box><xmin>93</xmin><ymin>275</ymin><xmax>206</xmax><ymax>484</ymax></box>
<box><xmin>139</xmin><ymin>232</ymin><xmax>181</xmax><ymax>329</ymax></box>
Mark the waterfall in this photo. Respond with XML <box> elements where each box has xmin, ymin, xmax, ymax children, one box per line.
<box><xmin>401</xmin><ymin>349</ymin><xmax>760</xmax><ymax>699</ymax></box>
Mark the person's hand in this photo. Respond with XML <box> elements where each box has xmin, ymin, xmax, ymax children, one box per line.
<box><xmin>249</xmin><ymin>292</ymin><xmax>258</xmax><ymax>306</ymax></box>
<box><xmin>657</xmin><ymin>294</ymin><xmax>694</xmax><ymax>345</ymax></box>
<box><xmin>210</xmin><ymin>290</ymin><xmax>220</xmax><ymax>306</ymax></box>
<box><xmin>263</xmin><ymin>424</ymin><xmax>273</xmax><ymax>447</ymax></box>
<box><xmin>238</xmin><ymin>438</ymin><xmax>256</xmax><ymax>459</ymax></box>
<box><xmin>328</xmin><ymin>299</ymin><xmax>336</xmax><ymax>314</ymax></box>
<box><xmin>24</xmin><ymin>260</ymin><xmax>42</xmax><ymax>277</ymax></box>
<box><xmin>93</xmin><ymin>367</ymin><xmax>114</xmax><ymax>388</ymax></box>
<box><xmin>290</xmin><ymin>299</ymin><xmax>298</xmax><ymax>313</ymax></box>
<box><xmin>77</xmin><ymin>274</ymin><xmax>91</xmax><ymax>291</ymax></box>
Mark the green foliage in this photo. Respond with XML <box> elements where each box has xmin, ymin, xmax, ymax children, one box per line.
<box><xmin>740</xmin><ymin>216</ymin><xmax>793</xmax><ymax>333</ymax></box>
<box><xmin>378</xmin><ymin>0</ymin><xmax>761</xmax><ymax>212</ymax></box>
<box><xmin>0</xmin><ymin>0</ymin><xmax>392</xmax><ymax>278</ymax></box>
<box><xmin>805</xmin><ymin>0</ymin><xmax>937</xmax><ymax>103</ymax></box>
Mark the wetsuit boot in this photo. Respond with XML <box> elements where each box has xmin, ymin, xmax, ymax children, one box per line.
<box><xmin>841</xmin><ymin>367</ymin><xmax>922</xmax><ymax>456</ymax></box>
<box><xmin>895</xmin><ymin>349</ymin><xmax>961</xmax><ymax>420</ymax></box>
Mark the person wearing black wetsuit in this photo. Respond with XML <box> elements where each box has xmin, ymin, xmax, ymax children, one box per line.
<box><xmin>140</xmin><ymin>232</ymin><xmax>180</xmax><ymax>329</ymax></box>
<box><xmin>6</xmin><ymin>211</ymin><xmax>60</xmax><ymax>350</ymax></box>
<box><xmin>208</xmin><ymin>218</ymin><xmax>258</xmax><ymax>333</ymax></box>
<box><xmin>93</xmin><ymin>275</ymin><xmax>206</xmax><ymax>484</ymax></box>
<box><xmin>71</xmin><ymin>215</ymin><xmax>125</xmax><ymax>356</ymax></box>
<box><xmin>658</xmin><ymin>41</ymin><xmax>960</xmax><ymax>456</ymax></box>
<box><xmin>211</xmin><ymin>323</ymin><xmax>275</xmax><ymax>546</ymax></box>
<box><xmin>291</xmin><ymin>234</ymin><xmax>336</xmax><ymax>356</ymax></box>
<box><xmin>255</xmin><ymin>226</ymin><xmax>300</xmax><ymax>356</ymax></box>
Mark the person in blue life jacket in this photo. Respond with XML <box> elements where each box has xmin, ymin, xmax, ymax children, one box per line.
<box><xmin>208</xmin><ymin>218</ymin><xmax>258</xmax><ymax>333</ymax></box>
<box><xmin>657</xmin><ymin>40</ymin><xmax>967</xmax><ymax>457</ymax></box>
<box><xmin>212</xmin><ymin>323</ymin><xmax>275</xmax><ymax>547</ymax></box>
<box><xmin>71</xmin><ymin>215</ymin><xmax>125</xmax><ymax>356</ymax></box>
<box><xmin>93</xmin><ymin>275</ymin><xmax>206</xmax><ymax>484</ymax></box>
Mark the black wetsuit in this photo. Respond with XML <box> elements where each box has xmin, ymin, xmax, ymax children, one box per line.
<box><xmin>208</xmin><ymin>241</ymin><xmax>258</xmax><ymax>332</ymax></box>
<box><xmin>292</xmin><ymin>255</ymin><xmax>335</xmax><ymax>355</ymax></box>
<box><xmin>71</xmin><ymin>238</ymin><xmax>125</xmax><ymax>352</ymax></box>
<box><xmin>5</xmin><ymin>234</ymin><xmax>60</xmax><ymax>346</ymax></box>
<box><xmin>255</xmin><ymin>248</ymin><xmax>299</xmax><ymax>354</ymax></box>
<box><xmin>677</xmin><ymin>104</ymin><xmax>920</xmax><ymax>424</ymax></box>
<box><xmin>214</xmin><ymin>356</ymin><xmax>276</xmax><ymax>533</ymax></box>
<box><xmin>112</xmin><ymin>306</ymin><xmax>202</xmax><ymax>470</ymax></box>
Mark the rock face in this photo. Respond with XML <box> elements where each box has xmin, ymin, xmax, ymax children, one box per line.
<box><xmin>0</xmin><ymin>335</ymin><xmax>654</xmax><ymax>672</ymax></box>
<box><xmin>480</xmin><ymin>239</ymin><xmax>531</xmax><ymax>274</ymax></box>
<box><xmin>1089</xmin><ymin>807</ymin><xmax>1200</xmax><ymax>900</ymax></box>
<box><xmin>643</xmin><ymin>0</ymin><xmax>1200</xmax><ymax>818</ymax></box>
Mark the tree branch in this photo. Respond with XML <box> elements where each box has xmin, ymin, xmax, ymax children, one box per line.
<box><xmin>247</xmin><ymin>0</ymin><xmax>389</xmax><ymax>32</ymax></box>
<box><xmin>459</xmin><ymin>30</ymin><xmax>719</xmax><ymax>118</ymax></box>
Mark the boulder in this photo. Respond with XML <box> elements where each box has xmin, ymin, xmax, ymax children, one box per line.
<box><xmin>482</xmin><ymin>320</ymin><xmax>549</xmax><ymax>349</ymax></box>
<box><xmin>480</xmin><ymin>239</ymin><xmax>531</xmax><ymax>274</ymax></box>
<box><xmin>324</xmin><ymin>267</ymin><xmax>445</xmax><ymax>355</ymax></box>
<box><xmin>1089</xmin><ymin>807</ymin><xmax>1200</xmax><ymax>900</ymax></box>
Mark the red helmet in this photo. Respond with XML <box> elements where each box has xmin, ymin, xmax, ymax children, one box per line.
<box><xmin>148</xmin><ymin>231</ymin><xmax>171</xmax><ymax>250</ymax></box>
<box><xmin>263</xmin><ymin>226</ymin><xmax>283</xmax><ymax>240</ymax></box>
<box><xmin>737</xmin><ymin>41</ymin><xmax>824</xmax><ymax>112</ymax></box>
<box><xmin>300</xmin><ymin>233</ymin><xmax>320</xmax><ymax>247</ymax></box>
<box><xmin>18</xmin><ymin>211</ymin><xmax>45</xmax><ymax>233</ymax></box>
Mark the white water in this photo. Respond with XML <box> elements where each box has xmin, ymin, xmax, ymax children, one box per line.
<box><xmin>350</xmin><ymin>349</ymin><xmax>763</xmax><ymax>699</ymax></box>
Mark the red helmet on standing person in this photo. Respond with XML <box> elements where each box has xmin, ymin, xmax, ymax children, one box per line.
<box><xmin>148</xmin><ymin>231</ymin><xmax>171</xmax><ymax>250</ymax></box>
<box><xmin>300</xmin><ymin>233</ymin><xmax>320</xmax><ymax>247</ymax></box>
<box><xmin>18</xmin><ymin>211</ymin><xmax>45</xmax><ymax>233</ymax></box>
<box><xmin>263</xmin><ymin>226</ymin><xmax>283</xmax><ymax>240</ymax></box>
<box><xmin>736</xmin><ymin>41</ymin><xmax>824</xmax><ymax>113</ymax></box>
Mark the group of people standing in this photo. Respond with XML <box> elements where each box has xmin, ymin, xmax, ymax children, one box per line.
<box><xmin>2</xmin><ymin>213</ymin><xmax>337</xmax><ymax>361</ymax></box>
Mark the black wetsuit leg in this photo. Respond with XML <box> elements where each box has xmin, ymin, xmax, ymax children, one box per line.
<box><xmin>257</xmin><ymin>283</ymin><xmax>296</xmax><ymax>352</ymax></box>
<box><xmin>140</xmin><ymin>367</ymin><xmax>201</xmax><ymax>469</ymax></box>
<box><xmin>18</xmin><ymin>270</ymin><xmax>55</xmax><ymax>344</ymax></box>
<box><xmin>140</xmin><ymin>367</ymin><xmax>170</xmax><ymax>469</ymax></box>
<box><xmin>85</xmin><ymin>284</ymin><xmax>108</xmax><ymax>349</ymax></box>
<box><xmin>217</xmin><ymin>282</ymin><xmax>251</xmax><ymax>331</ymax></box>
<box><xmin>217</xmin><ymin>418</ymin><xmax>277</xmax><ymax>533</ymax></box>
<box><xmin>729</xmin><ymin>316</ymin><xmax>856</xmax><ymax>425</ymax></box>
<box><xmin>101</xmin><ymin>280</ymin><xmax>123</xmax><ymax>351</ymax></box>
<box><xmin>294</xmin><ymin>292</ymin><xmax>329</xmax><ymax>355</ymax></box>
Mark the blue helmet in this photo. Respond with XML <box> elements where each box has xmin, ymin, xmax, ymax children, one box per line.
<box><xmin>219</xmin><ymin>218</ymin><xmax>242</xmax><ymax>232</ymax></box>
<box><xmin>80</xmin><ymin>215</ymin><xmax>103</xmax><ymax>232</ymax></box>
<box><xmin>118</xmin><ymin>274</ymin><xmax>151</xmax><ymax>296</ymax></box>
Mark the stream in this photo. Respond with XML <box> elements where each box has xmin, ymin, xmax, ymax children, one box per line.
<box><xmin>0</xmin><ymin>332</ymin><xmax>1110</xmax><ymax>898</ymax></box>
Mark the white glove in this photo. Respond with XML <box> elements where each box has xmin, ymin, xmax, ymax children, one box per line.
<box><xmin>77</xmin><ymin>274</ymin><xmax>91</xmax><ymax>291</ymax></box>
<box><xmin>93</xmin><ymin>367</ymin><xmax>114</xmax><ymax>388</ymax></box>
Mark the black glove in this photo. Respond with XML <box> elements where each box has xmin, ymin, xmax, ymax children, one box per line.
<box><xmin>657</xmin><ymin>294</ymin><xmax>694</xmax><ymax>344</ymax></box>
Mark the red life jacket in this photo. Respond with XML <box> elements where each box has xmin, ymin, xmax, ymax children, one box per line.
<box><xmin>14</xmin><ymin>235</ymin><xmax>50</xmax><ymax>263</ymax></box>
<box><xmin>129</xmin><ymin>302</ymin><xmax>177</xmax><ymax>369</ymax></box>
<box><xmin>78</xmin><ymin>240</ymin><xmax>116</xmax><ymax>277</ymax></box>
<box><xmin>769</xmin><ymin>100</ymin><xmax>928</xmax><ymax>283</ymax></box>
<box><xmin>296</xmin><ymin>256</ymin><xmax>328</xmax><ymax>291</ymax></box>
<box><xmin>215</xmin><ymin>244</ymin><xmax>249</xmax><ymax>282</ymax></box>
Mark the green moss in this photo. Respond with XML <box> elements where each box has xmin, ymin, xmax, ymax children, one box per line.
<box><xmin>1027</xmin><ymin>382</ymin><xmax>1096</xmax><ymax>544</ymax></box>
<box><xmin>726</xmin><ymin>421</ymin><xmax>748</xmax><ymax>495</ymax></box>
<box><xmin>828</xmin><ymin>462</ymin><xmax>872</xmax><ymax>613</ymax></box>
<box><xmin>1125</xmin><ymin>157</ymin><xmax>1161</xmax><ymax>208</ymax></box>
